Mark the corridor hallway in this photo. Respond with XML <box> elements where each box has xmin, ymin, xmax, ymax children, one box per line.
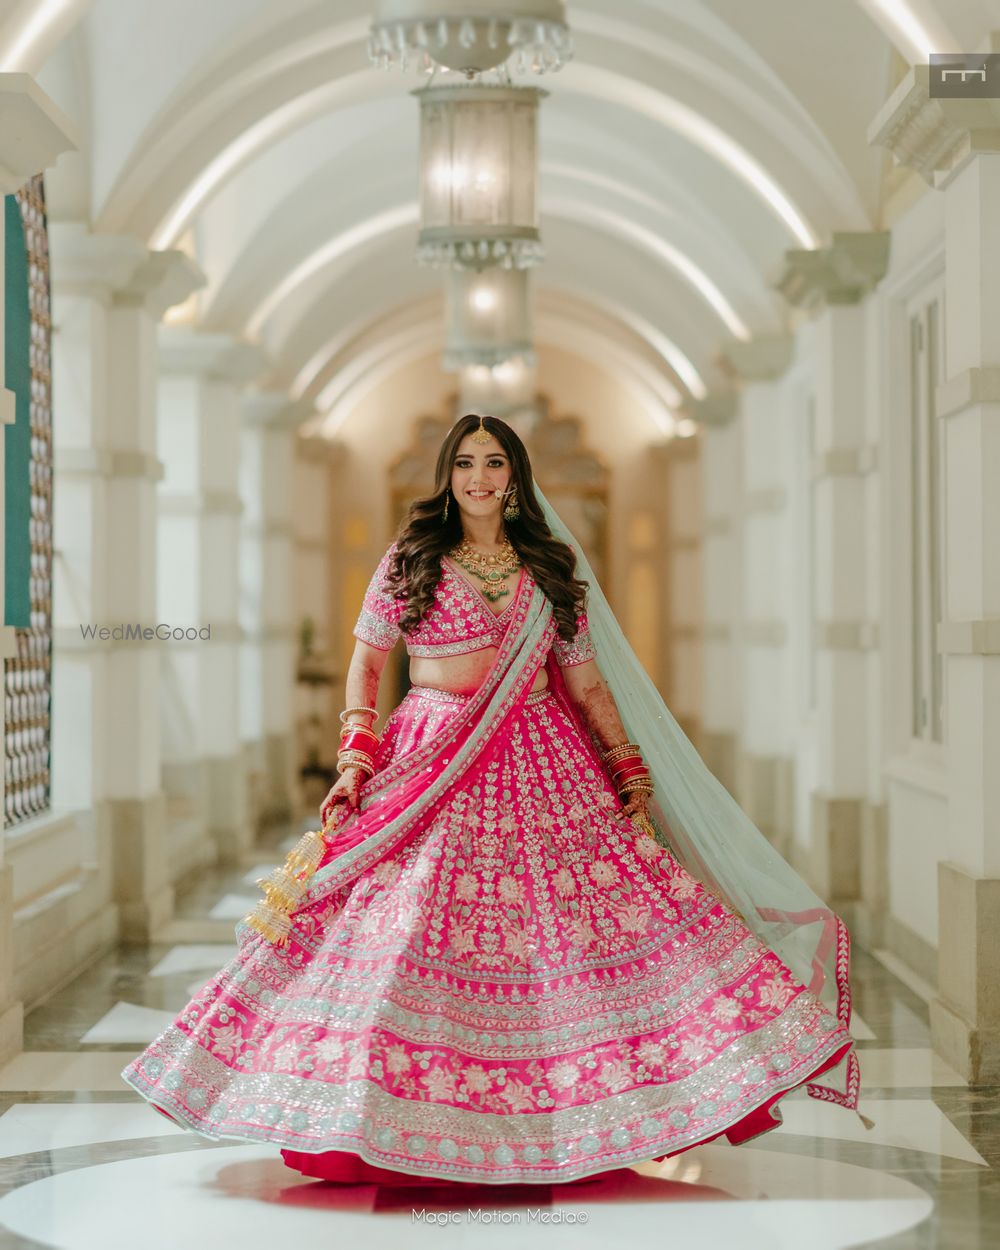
<box><xmin>0</xmin><ymin>819</ymin><xmax>995</xmax><ymax>1249</ymax></box>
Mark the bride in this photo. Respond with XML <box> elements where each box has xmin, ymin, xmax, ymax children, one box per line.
<box><xmin>122</xmin><ymin>413</ymin><xmax>860</xmax><ymax>1187</ymax></box>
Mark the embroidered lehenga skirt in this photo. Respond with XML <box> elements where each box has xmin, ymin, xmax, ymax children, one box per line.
<box><xmin>122</xmin><ymin>681</ymin><xmax>854</xmax><ymax>1185</ymax></box>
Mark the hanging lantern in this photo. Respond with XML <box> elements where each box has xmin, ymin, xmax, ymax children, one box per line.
<box><xmin>443</xmin><ymin>267</ymin><xmax>535</xmax><ymax>370</ymax></box>
<box><xmin>369</xmin><ymin>1</ymin><xmax>571</xmax><ymax>75</ymax></box>
<box><xmin>459</xmin><ymin>354</ymin><xmax>538</xmax><ymax>414</ymax></box>
<box><xmin>416</xmin><ymin>82</ymin><xmax>545</xmax><ymax>270</ymax></box>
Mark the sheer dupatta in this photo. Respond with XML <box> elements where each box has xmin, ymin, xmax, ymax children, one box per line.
<box><xmin>532</xmin><ymin>482</ymin><xmax>861</xmax><ymax>1114</ymax></box>
<box><xmin>242</xmin><ymin>567</ymin><xmax>558</xmax><ymax>944</ymax></box>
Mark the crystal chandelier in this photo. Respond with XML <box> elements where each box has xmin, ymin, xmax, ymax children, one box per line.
<box><xmin>369</xmin><ymin>1</ymin><xmax>571</xmax><ymax>75</ymax></box>
<box><xmin>416</xmin><ymin>82</ymin><xmax>545</xmax><ymax>269</ymax></box>
<box><xmin>443</xmin><ymin>267</ymin><xmax>535</xmax><ymax>370</ymax></box>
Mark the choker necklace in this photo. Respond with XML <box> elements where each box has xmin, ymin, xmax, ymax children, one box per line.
<box><xmin>449</xmin><ymin>536</ymin><xmax>520</xmax><ymax>604</ymax></box>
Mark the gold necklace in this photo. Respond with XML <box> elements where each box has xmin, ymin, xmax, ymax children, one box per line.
<box><xmin>449</xmin><ymin>537</ymin><xmax>521</xmax><ymax>604</ymax></box>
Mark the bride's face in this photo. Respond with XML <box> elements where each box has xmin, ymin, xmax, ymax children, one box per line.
<box><xmin>450</xmin><ymin>432</ymin><xmax>513</xmax><ymax>523</ymax></box>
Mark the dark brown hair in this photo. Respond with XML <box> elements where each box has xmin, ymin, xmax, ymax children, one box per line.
<box><xmin>384</xmin><ymin>414</ymin><xmax>588</xmax><ymax>642</ymax></box>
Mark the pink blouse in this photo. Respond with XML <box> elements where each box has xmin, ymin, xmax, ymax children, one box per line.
<box><xmin>352</xmin><ymin>543</ymin><xmax>597</xmax><ymax>667</ymax></box>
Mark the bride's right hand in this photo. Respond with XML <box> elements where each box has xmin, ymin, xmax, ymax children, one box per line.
<box><xmin>321</xmin><ymin>766</ymin><xmax>366</xmax><ymax>820</ymax></box>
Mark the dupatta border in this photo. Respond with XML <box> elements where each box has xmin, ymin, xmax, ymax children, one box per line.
<box><xmin>284</xmin><ymin>580</ymin><xmax>558</xmax><ymax>911</ymax></box>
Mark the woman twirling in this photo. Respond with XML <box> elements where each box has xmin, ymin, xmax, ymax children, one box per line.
<box><xmin>122</xmin><ymin>413</ymin><xmax>860</xmax><ymax>1186</ymax></box>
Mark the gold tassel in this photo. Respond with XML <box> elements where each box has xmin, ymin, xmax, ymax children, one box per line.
<box><xmin>858</xmin><ymin>1111</ymin><xmax>876</xmax><ymax>1131</ymax></box>
<box><xmin>243</xmin><ymin>805</ymin><xmax>348</xmax><ymax>947</ymax></box>
<box><xmin>631</xmin><ymin>812</ymin><xmax>657</xmax><ymax>839</ymax></box>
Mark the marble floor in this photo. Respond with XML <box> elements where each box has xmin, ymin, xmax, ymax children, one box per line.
<box><xmin>0</xmin><ymin>820</ymin><xmax>997</xmax><ymax>1249</ymax></box>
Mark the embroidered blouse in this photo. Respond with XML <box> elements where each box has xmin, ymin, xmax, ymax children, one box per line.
<box><xmin>352</xmin><ymin>543</ymin><xmax>597</xmax><ymax>667</ymax></box>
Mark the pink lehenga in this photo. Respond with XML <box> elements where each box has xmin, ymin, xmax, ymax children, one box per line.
<box><xmin>121</xmin><ymin>543</ymin><xmax>858</xmax><ymax>1186</ymax></box>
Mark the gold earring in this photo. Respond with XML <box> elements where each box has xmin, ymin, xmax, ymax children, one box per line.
<box><xmin>442</xmin><ymin>491</ymin><xmax>449</xmax><ymax>523</ymax></box>
<box><xmin>503</xmin><ymin>487</ymin><xmax>519</xmax><ymax>521</ymax></box>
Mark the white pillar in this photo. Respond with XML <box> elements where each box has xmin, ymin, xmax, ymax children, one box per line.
<box><xmin>0</xmin><ymin>75</ymin><xmax>76</xmax><ymax>1062</ymax></box>
<box><xmin>292</xmin><ymin>433</ymin><xmax>342</xmax><ymax>816</ymax></box>
<box><xmin>157</xmin><ymin>329</ymin><xmax>265</xmax><ymax>866</ymax></box>
<box><xmin>693</xmin><ymin>394</ymin><xmax>740</xmax><ymax>793</ymax></box>
<box><xmin>49</xmin><ymin>223</ymin><xmax>203</xmax><ymax>941</ymax></box>
<box><xmin>654</xmin><ymin>437</ymin><xmax>703</xmax><ymax>743</ymax></box>
<box><xmin>239</xmin><ymin>395</ymin><xmax>302</xmax><ymax>825</ymax></box>
<box><xmin>774</xmin><ymin>234</ymin><xmax>889</xmax><ymax>916</ymax></box>
<box><xmin>720</xmin><ymin>337</ymin><xmax>795</xmax><ymax>853</ymax></box>
<box><xmin>872</xmin><ymin>61</ymin><xmax>1000</xmax><ymax>1080</ymax></box>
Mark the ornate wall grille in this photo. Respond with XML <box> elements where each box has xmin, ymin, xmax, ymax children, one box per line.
<box><xmin>4</xmin><ymin>175</ymin><xmax>53</xmax><ymax>827</ymax></box>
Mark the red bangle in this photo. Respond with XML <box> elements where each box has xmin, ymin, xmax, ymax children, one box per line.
<box><xmin>615</xmin><ymin>772</ymin><xmax>651</xmax><ymax>791</ymax></box>
<box><xmin>610</xmin><ymin>755</ymin><xmax>650</xmax><ymax>775</ymax></box>
<box><xmin>340</xmin><ymin>730</ymin><xmax>379</xmax><ymax>752</ymax></box>
<box><xmin>609</xmin><ymin>754</ymin><xmax>643</xmax><ymax>773</ymax></box>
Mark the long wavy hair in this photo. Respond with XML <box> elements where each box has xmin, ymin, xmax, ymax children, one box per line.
<box><xmin>384</xmin><ymin>414</ymin><xmax>589</xmax><ymax>642</ymax></box>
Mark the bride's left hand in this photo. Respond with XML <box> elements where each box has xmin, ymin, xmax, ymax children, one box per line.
<box><xmin>621</xmin><ymin>791</ymin><xmax>652</xmax><ymax>821</ymax></box>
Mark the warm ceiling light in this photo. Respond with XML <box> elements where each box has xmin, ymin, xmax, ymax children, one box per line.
<box><xmin>445</xmin><ymin>267</ymin><xmax>534</xmax><ymax>370</ymax></box>
<box><xmin>470</xmin><ymin>285</ymin><xmax>498</xmax><ymax>312</ymax></box>
<box><xmin>369</xmin><ymin>1</ymin><xmax>571</xmax><ymax>75</ymax></box>
<box><xmin>417</xmin><ymin>82</ymin><xmax>545</xmax><ymax>269</ymax></box>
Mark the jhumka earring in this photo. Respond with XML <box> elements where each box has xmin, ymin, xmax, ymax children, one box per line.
<box><xmin>503</xmin><ymin>487</ymin><xmax>520</xmax><ymax>521</ymax></box>
<box><xmin>442</xmin><ymin>491</ymin><xmax>450</xmax><ymax>523</ymax></box>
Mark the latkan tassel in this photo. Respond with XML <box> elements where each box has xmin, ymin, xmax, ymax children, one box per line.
<box><xmin>243</xmin><ymin>804</ymin><xmax>349</xmax><ymax>947</ymax></box>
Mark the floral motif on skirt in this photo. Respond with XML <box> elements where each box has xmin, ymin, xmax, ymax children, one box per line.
<box><xmin>122</xmin><ymin>683</ymin><xmax>855</xmax><ymax>1183</ymax></box>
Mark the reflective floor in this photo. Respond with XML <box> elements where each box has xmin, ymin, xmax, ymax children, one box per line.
<box><xmin>0</xmin><ymin>820</ymin><xmax>997</xmax><ymax>1249</ymax></box>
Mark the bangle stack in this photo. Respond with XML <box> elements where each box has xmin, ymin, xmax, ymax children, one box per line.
<box><xmin>601</xmin><ymin>741</ymin><xmax>655</xmax><ymax>799</ymax></box>
<box><xmin>337</xmin><ymin>705</ymin><xmax>380</xmax><ymax>778</ymax></box>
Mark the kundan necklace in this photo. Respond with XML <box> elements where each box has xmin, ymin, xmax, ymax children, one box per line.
<box><xmin>449</xmin><ymin>536</ymin><xmax>521</xmax><ymax>604</ymax></box>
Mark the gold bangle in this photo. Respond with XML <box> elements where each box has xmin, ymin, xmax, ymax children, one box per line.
<box><xmin>338</xmin><ymin>760</ymin><xmax>374</xmax><ymax>778</ymax></box>
<box><xmin>338</xmin><ymin>749</ymin><xmax>375</xmax><ymax>765</ymax></box>
<box><xmin>619</xmin><ymin>780</ymin><xmax>654</xmax><ymax>795</ymax></box>
<box><xmin>602</xmin><ymin>741</ymin><xmax>641</xmax><ymax>760</ymax></box>
<box><xmin>339</xmin><ymin>706</ymin><xmax>380</xmax><ymax>725</ymax></box>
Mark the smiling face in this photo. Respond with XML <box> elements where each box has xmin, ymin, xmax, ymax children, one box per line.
<box><xmin>450</xmin><ymin>432</ymin><xmax>513</xmax><ymax>522</ymax></box>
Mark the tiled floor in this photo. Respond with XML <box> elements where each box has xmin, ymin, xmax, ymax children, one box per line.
<box><xmin>0</xmin><ymin>822</ymin><xmax>997</xmax><ymax>1249</ymax></box>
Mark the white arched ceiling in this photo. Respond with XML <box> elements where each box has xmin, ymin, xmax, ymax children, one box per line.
<box><xmin>59</xmin><ymin>0</ymin><xmax>881</xmax><ymax>245</ymax></box>
<box><xmin>27</xmin><ymin>0</ymin><xmax>1000</xmax><ymax>441</ymax></box>
<box><xmin>237</xmin><ymin>216</ymin><xmax>725</xmax><ymax>405</ymax></box>
<box><xmin>300</xmin><ymin>284</ymin><xmax>697</xmax><ymax>420</ymax></box>
<box><xmin>311</xmin><ymin>305</ymin><xmax>685</xmax><ymax>442</ymax></box>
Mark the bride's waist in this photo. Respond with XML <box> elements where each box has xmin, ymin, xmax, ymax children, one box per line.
<box><xmin>407</xmin><ymin>683</ymin><xmax>553</xmax><ymax>706</ymax></box>
<box><xmin>408</xmin><ymin>651</ymin><xmax>548</xmax><ymax>697</ymax></box>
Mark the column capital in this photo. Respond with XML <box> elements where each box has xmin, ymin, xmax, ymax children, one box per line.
<box><xmin>241</xmin><ymin>390</ymin><xmax>312</xmax><ymax>431</ymax></box>
<box><xmin>115</xmin><ymin>250</ymin><xmax>204</xmax><ymax>319</ymax></box>
<box><xmin>50</xmin><ymin>223</ymin><xmax>205</xmax><ymax>318</ymax></box>
<box><xmin>158</xmin><ymin>326</ymin><xmax>268</xmax><ymax>385</ymax></box>
<box><xmin>685</xmin><ymin>392</ymin><xmax>738</xmax><ymax>427</ymax></box>
<box><xmin>297</xmin><ymin>434</ymin><xmax>348</xmax><ymax>468</ymax></box>
<box><xmin>717</xmin><ymin>334</ymin><xmax>794</xmax><ymax>382</ymax></box>
<box><xmin>868</xmin><ymin>58</ymin><xmax>1000</xmax><ymax>190</ymax></box>
<box><xmin>773</xmin><ymin>232</ymin><xmax>890</xmax><ymax>311</ymax></box>
<box><xmin>0</xmin><ymin>74</ymin><xmax>78</xmax><ymax>194</ymax></box>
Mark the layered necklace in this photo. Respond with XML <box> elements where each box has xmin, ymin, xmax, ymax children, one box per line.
<box><xmin>449</xmin><ymin>535</ymin><xmax>521</xmax><ymax>604</ymax></box>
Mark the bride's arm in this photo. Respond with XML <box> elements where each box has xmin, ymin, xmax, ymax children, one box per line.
<box><xmin>344</xmin><ymin>640</ymin><xmax>391</xmax><ymax>724</ymax></box>
<box><xmin>322</xmin><ymin>640</ymin><xmax>392</xmax><ymax>814</ymax></box>
<box><xmin>559</xmin><ymin>658</ymin><xmax>651</xmax><ymax>819</ymax></box>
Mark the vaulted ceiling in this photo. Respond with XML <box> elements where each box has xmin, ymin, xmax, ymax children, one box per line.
<box><xmin>5</xmin><ymin>0</ymin><xmax>993</xmax><ymax>434</ymax></box>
